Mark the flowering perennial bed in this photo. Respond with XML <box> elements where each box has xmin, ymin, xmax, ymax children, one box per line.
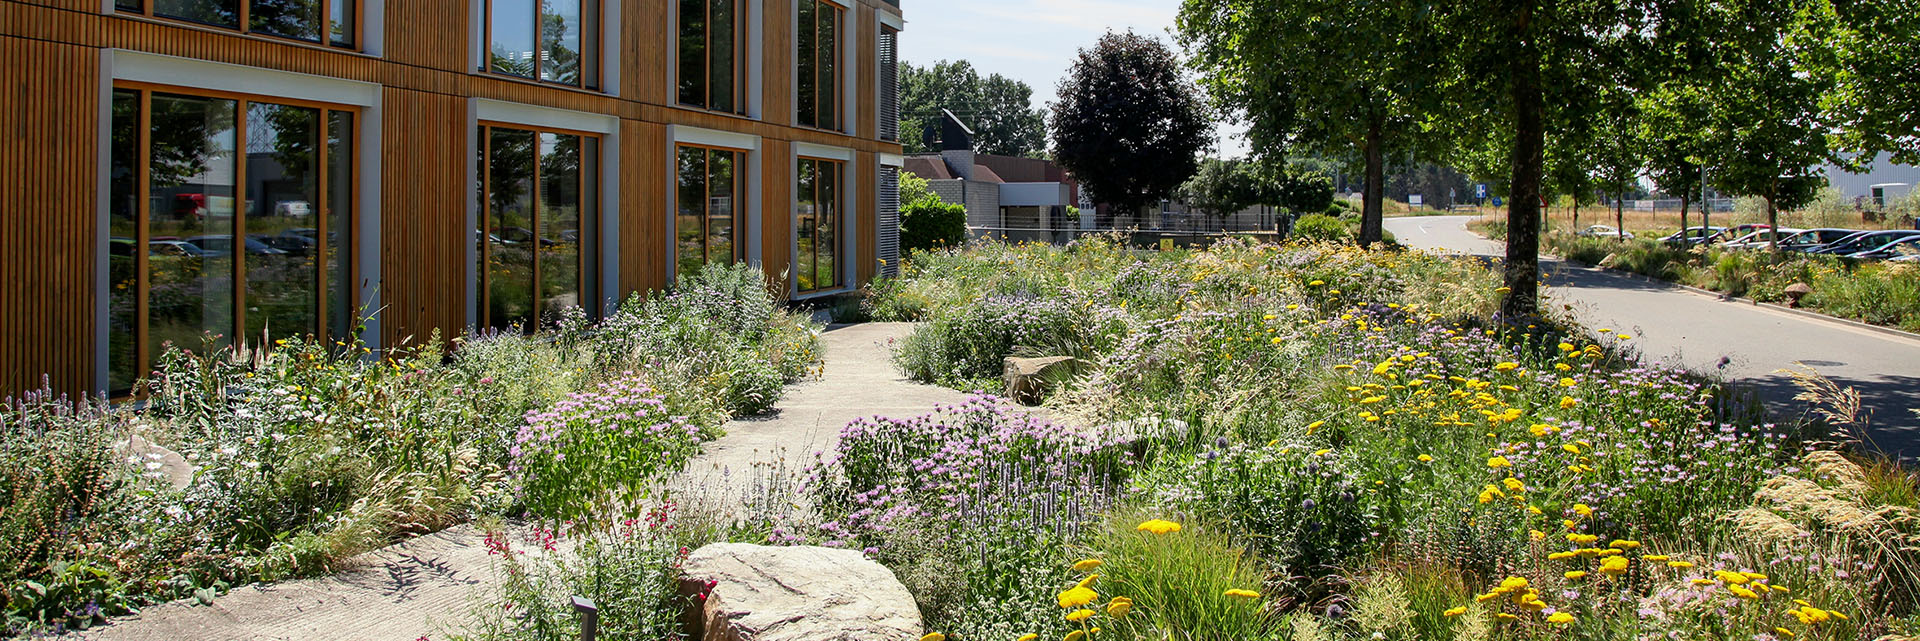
<box><xmin>827</xmin><ymin>237</ymin><xmax>1918</xmax><ymax>641</ymax></box>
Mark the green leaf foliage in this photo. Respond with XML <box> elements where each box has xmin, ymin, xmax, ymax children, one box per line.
<box><xmin>899</xmin><ymin>60</ymin><xmax>1048</xmax><ymax>158</ymax></box>
<box><xmin>1049</xmin><ymin>31</ymin><xmax>1211</xmax><ymax>217</ymax></box>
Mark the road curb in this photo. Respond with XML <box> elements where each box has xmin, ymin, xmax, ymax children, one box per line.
<box><xmin>1551</xmin><ymin>257</ymin><xmax>1920</xmax><ymax>344</ymax></box>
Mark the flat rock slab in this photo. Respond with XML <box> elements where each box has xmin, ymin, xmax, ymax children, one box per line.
<box><xmin>680</xmin><ymin>543</ymin><xmax>921</xmax><ymax>641</ymax></box>
<box><xmin>71</xmin><ymin>525</ymin><xmax>495</xmax><ymax>641</ymax></box>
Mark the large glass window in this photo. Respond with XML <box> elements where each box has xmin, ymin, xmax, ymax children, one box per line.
<box><xmin>109</xmin><ymin>86</ymin><xmax>356</xmax><ymax>394</ymax></box>
<box><xmin>675</xmin><ymin>145</ymin><xmax>744</xmax><ymax>281</ymax></box>
<box><xmin>117</xmin><ymin>0</ymin><xmax>357</xmax><ymax>48</ymax></box>
<box><xmin>796</xmin><ymin>0</ymin><xmax>840</xmax><ymax>130</ymax></box>
<box><xmin>678</xmin><ymin>0</ymin><xmax>745</xmax><ymax>113</ymax></box>
<box><xmin>795</xmin><ymin>157</ymin><xmax>839</xmax><ymax>292</ymax></box>
<box><xmin>478</xmin><ymin>125</ymin><xmax>599</xmax><ymax>332</ymax></box>
<box><xmin>488</xmin><ymin>0</ymin><xmax>600</xmax><ymax>88</ymax></box>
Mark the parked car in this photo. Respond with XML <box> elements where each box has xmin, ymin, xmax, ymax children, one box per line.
<box><xmin>1661</xmin><ymin>226</ymin><xmax>1726</xmax><ymax>247</ymax></box>
<box><xmin>1575</xmin><ymin>224</ymin><xmax>1634</xmax><ymax>240</ymax></box>
<box><xmin>1846</xmin><ymin>234</ymin><xmax>1920</xmax><ymax>261</ymax></box>
<box><xmin>185</xmin><ymin>235</ymin><xmax>287</xmax><ymax>257</ymax></box>
<box><xmin>252</xmin><ymin>233</ymin><xmax>315</xmax><ymax>256</ymax></box>
<box><xmin>1720</xmin><ymin>228</ymin><xmax>1804</xmax><ymax>250</ymax></box>
<box><xmin>497</xmin><ymin>226</ymin><xmax>558</xmax><ymax>246</ymax></box>
<box><xmin>149</xmin><ymin>240</ymin><xmax>207</xmax><ymax>257</ymax></box>
<box><xmin>1777</xmin><ymin>228</ymin><xmax>1859</xmax><ymax>252</ymax></box>
<box><xmin>1808</xmin><ymin>229</ymin><xmax>1920</xmax><ymax>256</ymax></box>
<box><xmin>1701</xmin><ymin>224</ymin><xmax>1772</xmax><ymax>245</ymax></box>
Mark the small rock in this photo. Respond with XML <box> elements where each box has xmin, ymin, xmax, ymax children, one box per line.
<box><xmin>1002</xmin><ymin>356</ymin><xmax>1081</xmax><ymax>405</ymax></box>
<box><xmin>1598</xmin><ymin>253</ymin><xmax>1620</xmax><ymax>268</ymax></box>
<box><xmin>679</xmin><ymin>543</ymin><xmax>922</xmax><ymax>641</ymax></box>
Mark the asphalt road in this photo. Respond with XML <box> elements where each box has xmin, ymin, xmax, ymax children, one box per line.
<box><xmin>1386</xmin><ymin>214</ymin><xmax>1920</xmax><ymax>461</ymax></box>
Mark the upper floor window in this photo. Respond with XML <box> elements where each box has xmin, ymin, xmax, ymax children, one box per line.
<box><xmin>795</xmin><ymin>0</ymin><xmax>840</xmax><ymax>130</ymax></box>
<box><xmin>477</xmin><ymin>124</ymin><xmax>601</xmax><ymax>332</ymax></box>
<box><xmin>879</xmin><ymin>26</ymin><xmax>898</xmax><ymax>141</ymax></box>
<box><xmin>114</xmin><ymin>0</ymin><xmax>358</xmax><ymax>48</ymax></box>
<box><xmin>678</xmin><ymin>0</ymin><xmax>746</xmax><ymax>114</ymax></box>
<box><xmin>487</xmin><ymin>0</ymin><xmax>600</xmax><ymax>88</ymax></box>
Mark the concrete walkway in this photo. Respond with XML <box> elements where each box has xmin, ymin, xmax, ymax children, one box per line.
<box><xmin>1387</xmin><ymin>215</ymin><xmax>1920</xmax><ymax>460</ymax></box>
<box><xmin>75</xmin><ymin>323</ymin><xmax>966</xmax><ymax>640</ymax></box>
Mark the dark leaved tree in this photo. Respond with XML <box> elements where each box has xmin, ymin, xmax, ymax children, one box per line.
<box><xmin>1049</xmin><ymin>31</ymin><xmax>1211</xmax><ymax>221</ymax></box>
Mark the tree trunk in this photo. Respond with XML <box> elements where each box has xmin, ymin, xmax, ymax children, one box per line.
<box><xmin>1679</xmin><ymin>194</ymin><xmax>1690</xmax><ymax>241</ymax></box>
<box><xmin>1360</xmin><ymin>121</ymin><xmax>1385</xmax><ymax>247</ymax></box>
<box><xmin>1503</xmin><ymin>36</ymin><xmax>1544</xmax><ymax>320</ymax></box>
<box><xmin>1766</xmin><ymin>195</ymin><xmax>1780</xmax><ymax>252</ymax></box>
<box><xmin>1616</xmin><ymin>192</ymin><xmax>1626</xmax><ymax>240</ymax></box>
<box><xmin>1572</xmin><ymin>200</ymin><xmax>1579</xmax><ymax>229</ymax></box>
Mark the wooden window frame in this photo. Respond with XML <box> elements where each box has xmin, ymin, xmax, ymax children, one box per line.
<box><xmin>114</xmin><ymin>0</ymin><xmax>364</xmax><ymax>51</ymax></box>
<box><xmin>483</xmin><ymin>0</ymin><xmax>604</xmax><ymax>90</ymax></box>
<box><xmin>678</xmin><ymin>0</ymin><xmax>750</xmax><ymax>114</ymax></box>
<box><xmin>796</xmin><ymin>0</ymin><xmax>843</xmax><ymax>131</ymax></box>
<box><xmin>476</xmin><ymin>121</ymin><xmax>602</xmax><ymax>332</ymax></box>
<box><xmin>794</xmin><ymin>155</ymin><xmax>842</xmax><ymax>294</ymax></box>
<box><xmin>111</xmin><ymin>82</ymin><xmax>360</xmax><ymax>395</ymax></box>
<box><xmin>673</xmin><ymin>143</ymin><xmax>748</xmax><ymax>282</ymax></box>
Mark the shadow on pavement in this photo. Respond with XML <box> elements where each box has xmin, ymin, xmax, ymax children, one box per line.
<box><xmin>1737</xmin><ymin>371</ymin><xmax>1920</xmax><ymax>463</ymax></box>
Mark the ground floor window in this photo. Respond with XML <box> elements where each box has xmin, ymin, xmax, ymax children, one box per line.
<box><xmin>795</xmin><ymin>157</ymin><xmax>840</xmax><ymax>292</ymax></box>
<box><xmin>675</xmin><ymin>144</ymin><xmax>744</xmax><ymax>281</ymax></box>
<box><xmin>477</xmin><ymin>124</ymin><xmax>600</xmax><ymax>332</ymax></box>
<box><xmin>108</xmin><ymin>85</ymin><xmax>356</xmax><ymax>394</ymax></box>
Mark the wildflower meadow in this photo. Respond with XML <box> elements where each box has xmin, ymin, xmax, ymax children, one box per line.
<box><xmin>823</xmin><ymin>236</ymin><xmax>1920</xmax><ymax>641</ymax></box>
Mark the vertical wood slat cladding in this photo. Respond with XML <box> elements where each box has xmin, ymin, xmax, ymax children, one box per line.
<box><xmin>761</xmin><ymin>0</ymin><xmax>791</xmax><ymax>127</ymax></box>
<box><xmin>856</xmin><ymin>150</ymin><xmax>875</xmax><ymax>282</ymax></box>
<box><xmin>379</xmin><ymin>87</ymin><xmax>467</xmax><ymax>349</ymax></box>
<box><xmin>1</xmin><ymin>2</ymin><xmax>106</xmax><ymax>45</ymax></box>
<box><xmin>625</xmin><ymin>0</ymin><xmax>669</xmax><ymax>105</ymax></box>
<box><xmin>383</xmin><ymin>0</ymin><xmax>469</xmax><ymax>72</ymax></box>
<box><xmin>0</xmin><ymin>36</ymin><xmax>98</xmax><ymax>395</ymax></box>
<box><xmin>760</xmin><ymin>138</ymin><xmax>791</xmax><ymax>285</ymax></box>
<box><xmin>620</xmin><ymin>119</ymin><xmax>669</xmax><ymax>296</ymax></box>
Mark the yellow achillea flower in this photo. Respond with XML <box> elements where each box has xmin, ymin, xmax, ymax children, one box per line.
<box><xmin>1223</xmin><ymin>589</ymin><xmax>1261</xmax><ymax>599</ymax></box>
<box><xmin>1566</xmin><ymin>533</ymin><xmax>1599</xmax><ymax>544</ymax></box>
<box><xmin>1307</xmin><ymin>420</ymin><xmax>1325</xmax><ymax>433</ymax></box>
<box><xmin>1075</xmin><ymin>574</ymin><xmax>1098</xmax><ymax>589</ymax></box>
<box><xmin>1643</xmin><ymin>555</ymin><xmax>1669</xmax><ymax>562</ymax></box>
<box><xmin>1498</xmin><ymin>576</ymin><xmax>1529</xmax><ymax>591</ymax></box>
<box><xmin>1072</xmin><ymin>559</ymin><xmax>1103</xmax><ymax>572</ymax></box>
<box><xmin>1572</xmin><ymin>503</ymin><xmax>1593</xmax><ymax>516</ymax></box>
<box><xmin>1135</xmin><ymin>519</ymin><xmax>1181</xmax><ymax>535</ymax></box>
<box><xmin>1443</xmin><ymin>606</ymin><xmax>1468</xmax><ymax>617</ymax></box>
<box><xmin>1418</xmin><ymin>454</ymin><xmax>1433</xmax><ymax>462</ymax></box>
<box><xmin>1105</xmin><ymin>599</ymin><xmax>1131</xmax><ymax>617</ymax></box>
<box><xmin>1714</xmin><ymin>570</ymin><xmax>1750</xmax><ymax>584</ymax></box>
<box><xmin>1775</xmin><ymin>627</ymin><xmax>1796</xmax><ymax>637</ymax></box>
<box><xmin>1018</xmin><ymin>635</ymin><xmax>1038</xmax><ymax>641</ymax></box>
<box><xmin>1494</xmin><ymin>362</ymin><xmax>1519</xmax><ymax>372</ymax></box>
<box><xmin>1565</xmin><ymin>570</ymin><xmax>1589</xmax><ymax>579</ymax></box>
<box><xmin>1729</xmin><ymin>585</ymin><xmax>1761</xmax><ymax>600</ymax></box>
<box><xmin>1057</xmin><ymin>586</ymin><xmax>1098</xmax><ymax>608</ymax></box>
<box><xmin>1486</xmin><ymin>456</ymin><xmax>1513</xmax><ymax>468</ymax></box>
<box><xmin>1314</xmin><ymin>448</ymin><xmax>1332</xmax><ymax>457</ymax></box>
<box><xmin>1529</xmin><ymin>529</ymin><xmax>1546</xmax><ymax>541</ymax></box>
<box><xmin>1064</xmin><ymin>631</ymin><xmax>1087</xmax><ymax>641</ymax></box>
<box><xmin>1065</xmin><ymin>609</ymin><xmax>1095</xmax><ymax>622</ymax></box>
<box><xmin>1503</xmin><ymin>478</ymin><xmax>1526</xmax><ymax>492</ymax></box>
<box><xmin>1547</xmin><ymin>551</ymin><xmax>1577</xmax><ymax>560</ymax></box>
<box><xmin>1690</xmin><ymin>578</ymin><xmax>1716</xmax><ymax>586</ymax></box>
<box><xmin>1598</xmin><ymin>556</ymin><xmax>1630</xmax><ymax>576</ymax></box>
<box><xmin>1547</xmin><ymin>612</ymin><xmax>1575</xmax><ymax>624</ymax></box>
<box><xmin>920</xmin><ymin>634</ymin><xmax>946</xmax><ymax>641</ymax></box>
<box><xmin>1496</xmin><ymin>613</ymin><xmax>1519</xmax><ymax>622</ymax></box>
<box><xmin>1667</xmin><ymin>561</ymin><xmax>1694</xmax><ymax>569</ymax></box>
<box><xmin>1559</xmin><ymin>396</ymin><xmax>1579</xmax><ymax>409</ymax></box>
<box><xmin>1608</xmin><ymin>540</ymin><xmax>1642</xmax><ymax>549</ymax></box>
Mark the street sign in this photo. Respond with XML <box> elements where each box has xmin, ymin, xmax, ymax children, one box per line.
<box><xmin>1475</xmin><ymin>184</ymin><xmax>1488</xmax><ymax>199</ymax></box>
<box><xmin>1409</xmin><ymin>194</ymin><xmax>1423</xmax><ymax>207</ymax></box>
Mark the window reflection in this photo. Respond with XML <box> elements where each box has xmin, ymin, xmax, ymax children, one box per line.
<box><xmin>153</xmin><ymin>0</ymin><xmax>239</xmax><ymax>28</ymax></box>
<box><xmin>478</xmin><ymin>126</ymin><xmax>596</xmax><ymax>332</ymax></box>
<box><xmin>489</xmin><ymin>0</ymin><xmax>597</xmax><ymax>87</ymax></box>
<box><xmin>796</xmin><ymin>157</ymin><xmax>840</xmax><ymax>292</ymax></box>
<box><xmin>134</xmin><ymin>0</ymin><xmax>355</xmax><ymax>48</ymax></box>
<box><xmin>679</xmin><ymin>0</ymin><xmax>742</xmax><ymax>113</ymax></box>
<box><xmin>250</xmin><ymin>0</ymin><xmax>324</xmax><ymax>42</ymax></box>
<box><xmin>109</xmin><ymin>88</ymin><xmax>356</xmax><ymax>394</ymax></box>
<box><xmin>796</xmin><ymin>0</ymin><xmax>839</xmax><ymax>129</ymax></box>
<box><xmin>675</xmin><ymin>145</ymin><xmax>743</xmax><ymax>282</ymax></box>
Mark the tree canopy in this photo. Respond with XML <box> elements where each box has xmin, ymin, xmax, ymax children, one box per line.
<box><xmin>899</xmin><ymin>60</ymin><xmax>1048</xmax><ymax>157</ymax></box>
<box><xmin>1049</xmin><ymin>31</ymin><xmax>1211</xmax><ymax>217</ymax></box>
<box><xmin>1177</xmin><ymin>0</ymin><xmax>1445</xmax><ymax>246</ymax></box>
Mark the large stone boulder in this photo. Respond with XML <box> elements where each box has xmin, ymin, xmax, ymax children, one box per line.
<box><xmin>679</xmin><ymin>543</ymin><xmax>922</xmax><ymax>641</ymax></box>
<box><xmin>117</xmin><ymin>434</ymin><xmax>195</xmax><ymax>490</ymax></box>
<box><xmin>1003</xmin><ymin>355</ymin><xmax>1081</xmax><ymax>405</ymax></box>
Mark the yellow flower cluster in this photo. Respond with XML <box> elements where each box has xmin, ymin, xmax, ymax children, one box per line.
<box><xmin>1040</xmin><ymin>552</ymin><xmax>1136</xmax><ymax>641</ymax></box>
<box><xmin>1449</xmin><ymin>575</ymin><xmax>1571</xmax><ymax>625</ymax></box>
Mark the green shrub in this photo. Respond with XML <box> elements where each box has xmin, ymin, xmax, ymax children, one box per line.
<box><xmin>894</xmin><ymin>294</ymin><xmax>1093</xmax><ymax>387</ymax></box>
<box><xmin>1088</xmin><ymin>514</ymin><xmax>1275</xmax><ymax>641</ymax></box>
<box><xmin>900</xmin><ymin>171</ymin><xmax>968</xmax><ymax>255</ymax></box>
<box><xmin>511</xmin><ymin>377</ymin><xmax>702</xmax><ymax>524</ymax></box>
<box><xmin>0</xmin><ymin>395</ymin><xmax>135</xmax><ymax>632</ymax></box>
<box><xmin>1293</xmin><ymin>214</ymin><xmax>1350</xmax><ymax>243</ymax></box>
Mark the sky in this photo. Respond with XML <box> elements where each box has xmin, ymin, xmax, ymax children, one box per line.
<box><xmin>896</xmin><ymin>0</ymin><xmax>1251</xmax><ymax>158</ymax></box>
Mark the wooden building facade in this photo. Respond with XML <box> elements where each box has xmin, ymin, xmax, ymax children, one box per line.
<box><xmin>0</xmin><ymin>0</ymin><xmax>907</xmax><ymax>397</ymax></box>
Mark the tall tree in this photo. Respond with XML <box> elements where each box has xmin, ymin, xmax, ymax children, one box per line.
<box><xmin>1589</xmin><ymin>85</ymin><xmax>1643</xmax><ymax>240</ymax></box>
<box><xmin>1703</xmin><ymin>0</ymin><xmax>1835</xmax><ymax>250</ymax></box>
<box><xmin>1049</xmin><ymin>31</ymin><xmax>1211</xmax><ymax>219</ymax></box>
<box><xmin>1638</xmin><ymin>81</ymin><xmax>1710</xmax><ymax>234</ymax></box>
<box><xmin>1437</xmin><ymin>0</ymin><xmax>1655</xmax><ymax>318</ymax></box>
<box><xmin>1820</xmin><ymin>0</ymin><xmax>1920</xmax><ymax>165</ymax></box>
<box><xmin>899</xmin><ymin>60</ymin><xmax>1047</xmax><ymax>157</ymax></box>
<box><xmin>1177</xmin><ymin>0</ymin><xmax>1443</xmax><ymax>246</ymax></box>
